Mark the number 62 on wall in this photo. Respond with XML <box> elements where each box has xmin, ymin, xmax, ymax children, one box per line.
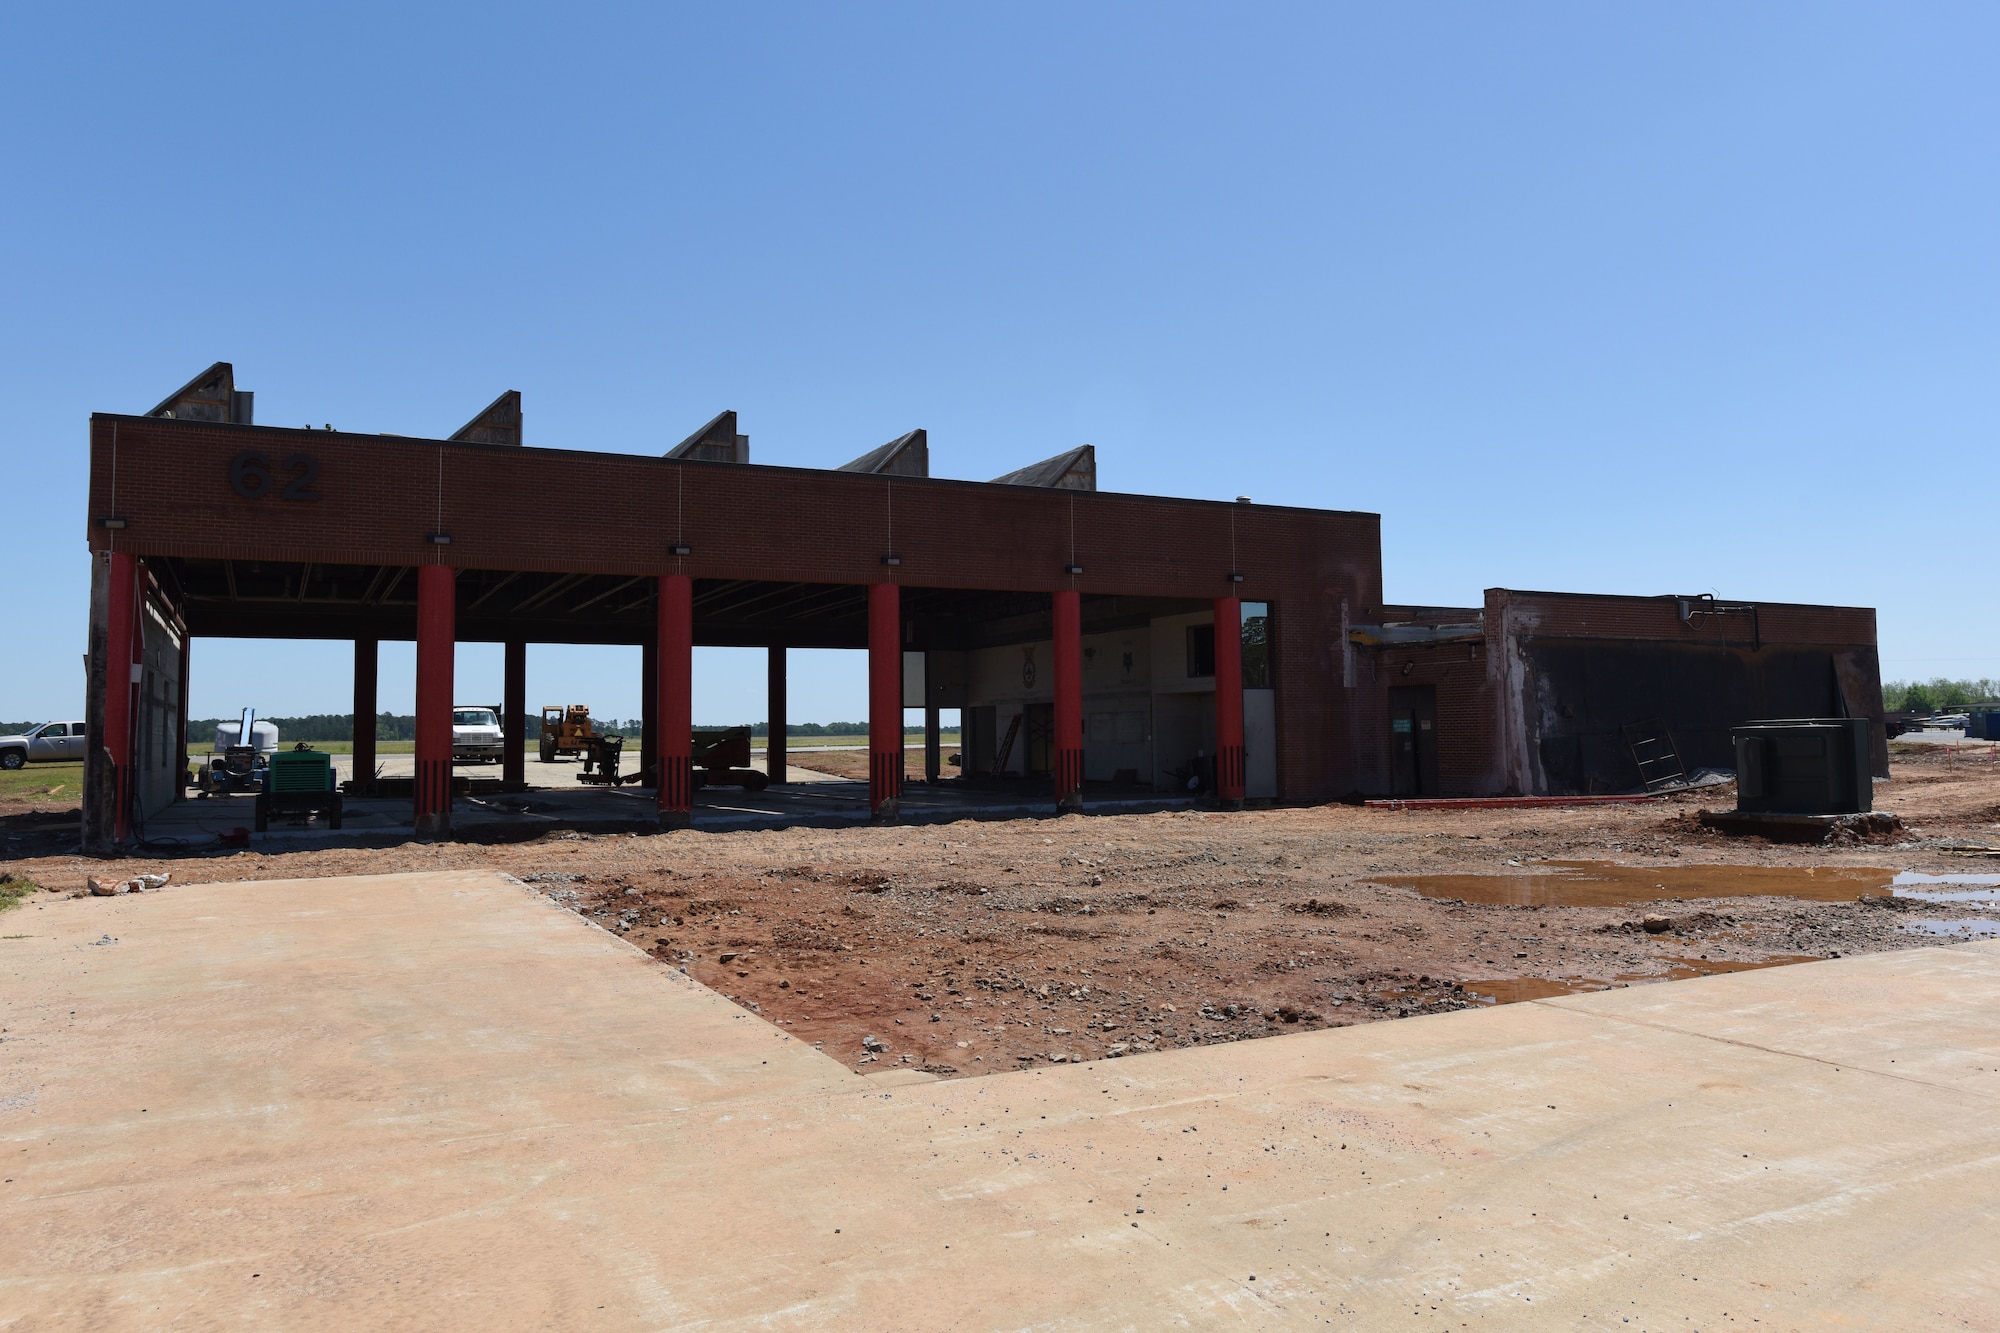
<box><xmin>229</xmin><ymin>451</ymin><xmax>321</xmax><ymax>501</ymax></box>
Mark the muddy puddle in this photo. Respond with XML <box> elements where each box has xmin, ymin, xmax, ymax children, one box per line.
<box><xmin>1904</xmin><ymin>919</ymin><xmax>2000</xmax><ymax>938</ymax></box>
<box><xmin>1384</xmin><ymin>861</ymin><xmax>1897</xmax><ymax>908</ymax></box>
<box><xmin>1889</xmin><ymin>872</ymin><xmax>2000</xmax><ymax>905</ymax></box>
<box><xmin>1462</xmin><ymin>954</ymin><xmax>1823</xmax><ymax>1005</ymax></box>
<box><xmin>1461</xmin><ymin>977</ymin><xmax>1607</xmax><ymax>1003</ymax></box>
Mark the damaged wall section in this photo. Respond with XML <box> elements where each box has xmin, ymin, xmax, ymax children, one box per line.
<box><xmin>1349</xmin><ymin>592</ymin><xmax>1885</xmax><ymax>799</ymax></box>
<box><xmin>1486</xmin><ymin>590</ymin><xmax>1885</xmax><ymax>797</ymax></box>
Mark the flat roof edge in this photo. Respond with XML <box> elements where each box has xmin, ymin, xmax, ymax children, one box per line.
<box><xmin>87</xmin><ymin>413</ymin><xmax>1381</xmax><ymax>522</ymax></box>
<box><xmin>1489</xmin><ymin>588</ymin><xmax>1878</xmax><ymax>616</ymax></box>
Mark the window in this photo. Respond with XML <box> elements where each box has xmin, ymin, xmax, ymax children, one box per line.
<box><xmin>39</xmin><ymin>723</ymin><xmax>67</xmax><ymax>737</ymax></box>
<box><xmin>1186</xmin><ymin>624</ymin><xmax>1215</xmax><ymax>678</ymax></box>
<box><xmin>1242</xmin><ymin>602</ymin><xmax>1271</xmax><ymax>688</ymax></box>
<box><xmin>454</xmin><ymin>709</ymin><xmax>498</xmax><ymax>727</ymax></box>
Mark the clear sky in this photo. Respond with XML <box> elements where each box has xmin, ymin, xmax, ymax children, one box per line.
<box><xmin>3</xmin><ymin>3</ymin><xmax>1994</xmax><ymax>726</ymax></box>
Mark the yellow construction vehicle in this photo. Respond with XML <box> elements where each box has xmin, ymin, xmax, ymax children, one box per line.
<box><xmin>539</xmin><ymin>704</ymin><xmax>608</xmax><ymax>763</ymax></box>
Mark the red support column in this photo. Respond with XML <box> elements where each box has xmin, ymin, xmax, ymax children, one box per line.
<box><xmin>766</xmin><ymin>643</ymin><xmax>787</xmax><ymax>786</ymax></box>
<box><xmin>641</xmin><ymin>633</ymin><xmax>658</xmax><ymax>782</ymax></box>
<box><xmin>353</xmin><ymin>637</ymin><xmax>378</xmax><ymax>796</ymax></box>
<box><xmin>868</xmin><ymin>581</ymin><xmax>902</xmax><ymax>820</ymax></box>
<box><xmin>104</xmin><ymin>551</ymin><xmax>139</xmax><ymax>844</ymax></box>
<box><xmin>656</xmin><ymin>574</ymin><xmax>693</xmax><ymax>828</ymax></box>
<box><xmin>174</xmin><ymin>633</ymin><xmax>190</xmax><ymax>801</ymax></box>
<box><xmin>414</xmin><ymin>566</ymin><xmax>456</xmax><ymax>838</ymax></box>
<box><xmin>1052</xmin><ymin>588</ymin><xmax>1084</xmax><ymax>813</ymax></box>
<box><xmin>924</xmin><ymin>705</ymin><xmax>941</xmax><ymax>784</ymax></box>
<box><xmin>502</xmin><ymin>639</ymin><xmax>526</xmax><ymax>789</ymax></box>
<box><xmin>1213</xmin><ymin>596</ymin><xmax>1245</xmax><ymax>809</ymax></box>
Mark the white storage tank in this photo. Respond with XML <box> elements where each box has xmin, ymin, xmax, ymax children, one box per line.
<box><xmin>212</xmin><ymin>719</ymin><xmax>279</xmax><ymax>754</ymax></box>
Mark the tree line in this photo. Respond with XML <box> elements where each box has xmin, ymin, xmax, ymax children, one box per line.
<box><xmin>1882</xmin><ymin>678</ymin><xmax>2000</xmax><ymax>713</ymax></box>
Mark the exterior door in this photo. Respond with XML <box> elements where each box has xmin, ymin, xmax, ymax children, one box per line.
<box><xmin>1388</xmin><ymin>685</ymin><xmax>1438</xmax><ymax>797</ymax></box>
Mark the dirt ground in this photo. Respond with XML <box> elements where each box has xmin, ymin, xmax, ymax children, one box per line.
<box><xmin>787</xmin><ymin>749</ymin><xmax>876</xmax><ymax>781</ymax></box>
<box><xmin>5</xmin><ymin>745</ymin><xmax>1997</xmax><ymax>1078</ymax></box>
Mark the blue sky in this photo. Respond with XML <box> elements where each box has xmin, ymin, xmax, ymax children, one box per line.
<box><xmin>3</xmin><ymin>3</ymin><xmax>1994</xmax><ymax>725</ymax></box>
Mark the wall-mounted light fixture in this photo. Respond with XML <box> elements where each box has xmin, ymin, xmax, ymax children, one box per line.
<box><xmin>1226</xmin><ymin>572</ymin><xmax>1245</xmax><ymax>583</ymax></box>
<box><xmin>1401</xmin><ymin>661</ymin><xmax>1414</xmax><ymax>676</ymax></box>
<box><xmin>98</xmin><ymin>517</ymin><xmax>128</xmax><ymax>530</ymax></box>
<box><xmin>1063</xmin><ymin>563</ymin><xmax>1084</xmax><ymax>576</ymax></box>
<box><xmin>669</xmin><ymin>543</ymin><xmax>692</xmax><ymax>556</ymax></box>
<box><xmin>882</xmin><ymin>555</ymin><xmax>902</xmax><ymax>567</ymax></box>
<box><xmin>425</xmin><ymin>533</ymin><xmax>452</xmax><ymax>545</ymax></box>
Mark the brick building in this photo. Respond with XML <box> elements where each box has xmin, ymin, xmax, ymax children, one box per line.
<box><xmin>77</xmin><ymin>364</ymin><xmax>1886</xmax><ymax>849</ymax></box>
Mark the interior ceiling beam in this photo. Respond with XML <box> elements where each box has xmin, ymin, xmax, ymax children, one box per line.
<box><xmin>697</xmin><ymin>580</ymin><xmax>849</xmax><ymax>621</ymax></box>
<box><xmin>358</xmin><ymin>565</ymin><xmax>392</xmax><ymax>605</ymax></box>
<box><xmin>610</xmin><ymin>592</ymin><xmax>659</xmax><ymax>616</ymax></box>
<box><xmin>151</xmin><ymin>557</ymin><xmax>190</xmax><ymax>612</ymax></box>
<box><xmin>370</xmin><ymin>567</ymin><xmax>410</xmax><ymax>607</ymax></box>
<box><xmin>567</xmin><ymin>575</ymin><xmax>645</xmax><ymax>615</ymax></box>
<box><xmin>510</xmin><ymin>572</ymin><xmax>588</xmax><ymax>614</ymax></box>
<box><xmin>157</xmin><ymin>556</ymin><xmax>1201</xmax><ymax>649</ymax></box>
<box><xmin>465</xmin><ymin>570</ymin><xmax>522</xmax><ymax>611</ymax></box>
<box><xmin>764</xmin><ymin>584</ymin><xmax>868</xmax><ymax>617</ymax></box>
<box><xmin>714</xmin><ymin>586</ymin><xmax>797</xmax><ymax>617</ymax></box>
<box><xmin>691</xmin><ymin>578</ymin><xmax>758</xmax><ymax>610</ymax></box>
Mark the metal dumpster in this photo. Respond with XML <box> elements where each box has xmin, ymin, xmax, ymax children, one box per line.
<box><xmin>1732</xmin><ymin>718</ymin><xmax>1871</xmax><ymax>815</ymax></box>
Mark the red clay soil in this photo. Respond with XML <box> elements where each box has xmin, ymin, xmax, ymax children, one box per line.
<box><xmin>5</xmin><ymin>745</ymin><xmax>1996</xmax><ymax>1078</ymax></box>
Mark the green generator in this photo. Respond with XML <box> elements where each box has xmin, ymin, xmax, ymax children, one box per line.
<box><xmin>255</xmin><ymin>746</ymin><xmax>344</xmax><ymax>831</ymax></box>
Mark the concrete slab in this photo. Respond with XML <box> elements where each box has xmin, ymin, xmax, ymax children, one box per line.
<box><xmin>334</xmin><ymin>745</ymin><xmax>938</xmax><ymax>787</ymax></box>
<box><xmin>4</xmin><ymin>870</ymin><xmax>1997</xmax><ymax>1329</ymax></box>
<box><xmin>140</xmin><ymin>775</ymin><xmax>1191</xmax><ymax>847</ymax></box>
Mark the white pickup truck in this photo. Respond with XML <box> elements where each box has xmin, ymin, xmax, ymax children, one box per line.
<box><xmin>0</xmin><ymin>721</ymin><xmax>89</xmax><ymax>769</ymax></box>
<box><xmin>453</xmin><ymin>707</ymin><xmax>506</xmax><ymax>763</ymax></box>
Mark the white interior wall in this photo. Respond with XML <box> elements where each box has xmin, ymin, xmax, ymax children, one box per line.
<box><xmin>1083</xmin><ymin>692</ymin><xmax>1153</xmax><ymax>782</ymax></box>
<box><xmin>136</xmin><ymin>601</ymin><xmax>183</xmax><ymax>823</ymax></box>
<box><xmin>957</xmin><ymin>612</ymin><xmax>1272</xmax><ymax>794</ymax></box>
<box><xmin>1154</xmin><ymin>693</ymin><xmax>1215</xmax><ymax>791</ymax></box>
<box><xmin>1150</xmin><ymin>610</ymin><xmax>1216</xmax><ymax>695</ymax></box>
<box><xmin>965</xmin><ymin>639</ymin><xmax>1046</xmax><ymax>774</ymax></box>
<box><xmin>1245</xmin><ymin>687</ymin><xmax>1277</xmax><ymax>799</ymax></box>
<box><xmin>964</xmin><ymin>626</ymin><xmax>1162</xmax><ymax>780</ymax></box>
<box><xmin>1151</xmin><ymin>610</ymin><xmax>1216</xmax><ymax>790</ymax></box>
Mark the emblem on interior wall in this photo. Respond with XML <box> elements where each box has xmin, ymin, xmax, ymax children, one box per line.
<box><xmin>1021</xmin><ymin>647</ymin><xmax>1037</xmax><ymax>689</ymax></box>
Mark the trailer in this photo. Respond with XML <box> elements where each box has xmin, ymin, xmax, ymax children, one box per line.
<box><xmin>574</xmin><ymin>725</ymin><xmax>769</xmax><ymax>791</ymax></box>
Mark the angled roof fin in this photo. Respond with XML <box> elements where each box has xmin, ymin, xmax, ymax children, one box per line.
<box><xmin>837</xmin><ymin>428</ymin><xmax>928</xmax><ymax>477</ymax></box>
<box><xmin>667</xmin><ymin>410</ymin><xmax>750</xmax><ymax>463</ymax></box>
<box><xmin>149</xmin><ymin>362</ymin><xmax>251</xmax><ymax>424</ymax></box>
<box><xmin>449</xmin><ymin>390</ymin><xmax>523</xmax><ymax>446</ymax></box>
<box><xmin>990</xmin><ymin>443</ymin><xmax>1095</xmax><ymax>491</ymax></box>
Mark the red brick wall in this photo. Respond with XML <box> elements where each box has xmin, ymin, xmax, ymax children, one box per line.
<box><xmin>87</xmin><ymin>415</ymin><xmax>1386</xmax><ymax>803</ymax></box>
<box><xmin>1363</xmin><ymin>644</ymin><xmax>1501</xmax><ymax>797</ymax></box>
<box><xmin>1489</xmin><ymin>589</ymin><xmax>1875</xmax><ymax>649</ymax></box>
